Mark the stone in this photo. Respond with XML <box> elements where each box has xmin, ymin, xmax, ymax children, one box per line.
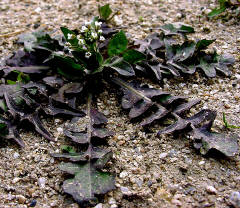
<box><xmin>12</xmin><ymin>177</ymin><xmax>20</xmax><ymax>184</ymax></box>
<box><xmin>159</xmin><ymin>152</ymin><xmax>168</xmax><ymax>159</ymax></box>
<box><xmin>17</xmin><ymin>195</ymin><xmax>26</xmax><ymax>204</ymax></box>
<box><xmin>94</xmin><ymin>203</ymin><xmax>103</xmax><ymax>208</ymax></box>
<box><xmin>57</xmin><ymin>127</ymin><xmax>63</xmax><ymax>134</ymax></box>
<box><xmin>120</xmin><ymin>186</ymin><xmax>130</xmax><ymax>195</ymax></box>
<box><xmin>136</xmin><ymin>178</ymin><xmax>143</xmax><ymax>187</ymax></box>
<box><xmin>155</xmin><ymin>188</ymin><xmax>171</xmax><ymax>201</ymax></box>
<box><xmin>172</xmin><ymin>199</ymin><xmax>182</xmax><ymax>206</ymax></box>
<box><xmin>38</xmin><ymin>177</ymin><xmax>46</xmax><ymax>189</ymax></box>
<box><xmin>229</xmin><ymin>191</ymin><xmax>240</xmax><ymax>208</ymax></box>
<box><xmin>176</xmin><ymin>13</ymin><xmax>182</xmax><ymax>19</ymax></box>
<box><xmin>13</xmin><ymin>152</ymin><xmax>20</xmax><ymax>159</ymax></box>
<box><xmin>198</xmin><ymin>160</ymin><xmax>205</xmax><ymax>165</ymax></box>
<box><xmin>108</xmin><ymin>198</ymin><xmax>116</xmax><ymax>205</ymax></box>
<box><xmin>206</xmin><ymin>185</ymin><xmax>217</xmax><ymax>194</ymax></box>
<box><xmin>204</xmin><ymin>9</ymin><xmax>212</xmax><ymax>15</ymax></box>
<box><xmin>119</xmin><ymin>171</ymin><xmax>128</xmax><ymax>178</ymax></box>
<box><xmin>29</xmin><ymin>199</ymin><xmax>37</xmax><ymax>207</ymax></box>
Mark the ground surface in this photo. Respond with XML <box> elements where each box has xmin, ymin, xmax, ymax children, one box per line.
<box><xmin>0</xmin><ymin>0</ymin><xmax>240</xmax><ymax>207</ymax></box>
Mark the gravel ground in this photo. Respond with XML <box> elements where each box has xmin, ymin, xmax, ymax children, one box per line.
<box><xmin>0</xmin><ymin>0</ymin><xmax>240</xmax><ymax>207</ymax></box>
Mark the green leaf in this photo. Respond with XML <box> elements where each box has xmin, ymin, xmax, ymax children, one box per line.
<box><xmin>98</xmin><ymin>4</ymin><xmax>112</xmax><ymax>20</ymax></box>
<box><xmin>0</xmin><ymin>100</ymin><xmax>7</xmax><ymax>112</ymax></box>
<box><xmin>108</xmin><ymin>30</ymin><xmax>128</xmax><ymax>56</ymax></box>
<box><xmin>107</xmin><ymin>57</ymin><xmax>135</xmax><ymax>76</ymax></box>
<box><xmin>7</xmin><ymin>80</ymin><xmax>17</xmax><ymax>85</ymax></box>
<box><xmin>207</xmin><ymin>6</ymin><xmax>226</xmax><ymax>18</ymax></box>
<box><xmin>60</xmin><ymin>27</ymin><xmax>79</xmax><ymax>47</ymax></box>
<box><xmin>55</xmin><ymin>56</ymin><xmax>85</xmax><ymax>71</ymax></box>
<box><xmin>198</xmin><ymin>57</ymin><xmax>216</xmax><ymax>77</ymax></box>
<box><xmin>16</xmin><ymin>72</ymin><xmax>30</xmax><ymax>83</ymax></box>
<box><xmin>59</xmin><ymin>160</ymin><xmax>115</xmax><ymax>204</ymax></box>
<box><xmin>61</xmin><ymin>145</ymin><xmax>76</xmax><ymax>153</ymax></box>
<box><xmin>173</xmin><ymin>41</ymin><xmax>196</xmax><ymax>62</ymax></box>
<box><xmin>96</xmin><ymin>52</ymin><xmax>104</xmax><ymax>66</ymax></box>
<box><xmin>0</xmin><ymin>123</ymin><xmax>8</xmax><ymax>136</ymax></box>
<box><xmin>223</xmin><ymin>113</ymin><xmax>240</xmax><ymax>129</ymax></box>
<box><xmin>123</xmin><ymin>49</ymin><xmax>146</xmax><ymax>64</ymax></box>
<box><xmin>196</xmin><ymin>39</ymin><xmax>215</xmax><ymax>51</ymax></box>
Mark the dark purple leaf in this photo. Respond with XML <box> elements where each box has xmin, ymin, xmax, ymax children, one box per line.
<box><xmin>64</xmin><ymin>130</ymin><xmax>88</xmax><ymax>144</ymax></box>
<box><xmin>192</xmin><ymin>124</ymin><xmax>239</xmax><ymax>157</ymax></box>
<box><xmin>173</xmin><ymin>99</ymin><xmax>201</xmax><ymax>115</ymax></box>
<box><xmin>43</xmin><ymin>76</ymin><xmax>64</xmax><ymax>88</ymax></box>
<box><xmin>92</xmin><ymin>128</ymin><xmax>114</xmax><ymax>138</ymax></box>
<box><xmin>129</xmin><ymin>100</ymin><xmax>153</xmax><ymax>118</ymax></box>
<box><xmin>158</xmin><ymin>110</ymin><xmax>216</xmax><ymax>135</ymax></box>
<box><xmin>59</xmin><ymin>160</ymin><xmax>115</xmax><ymax>204</ymax></box>
<box><xmin>52</xmin><ymin>148</ymin><xmax>111</xmax><ymax>162</ymax></box>
<box><xmin>90</xmin><ymin>109</ymin><xmax>108</xmax><ymax>125</ymax></box>
<box><xmin>141</xmin><ymin>105</ymin><xmax>169</xmax><ymax>126</ymax></box>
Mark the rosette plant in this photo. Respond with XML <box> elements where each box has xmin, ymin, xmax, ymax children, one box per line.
<box><xmin>0</xmin><ymin>4</ymin><xmax>238</xmax><ymax>207</ymax></box>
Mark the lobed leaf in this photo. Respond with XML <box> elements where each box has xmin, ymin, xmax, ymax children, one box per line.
<box><xmin>59</xmin><ymin>161</ymin><xmax>115</xmax><ymax>204</ymax></box>
<box><xmin>160</xmin><ymin>23</ymin><xmax>194</xmax><ymax>35</ymax></box>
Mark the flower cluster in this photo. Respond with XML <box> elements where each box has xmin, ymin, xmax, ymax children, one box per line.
<box><xmin>65</xmin><ymin>19</ymin><xmax>106</xmax><ymax>59</ymax></box>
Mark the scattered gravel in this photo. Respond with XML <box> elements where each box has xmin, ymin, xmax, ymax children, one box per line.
<box><xmin>0</xmin><ymin>0</ymin><xmax>240</xmax><ymax>207</ymax></box>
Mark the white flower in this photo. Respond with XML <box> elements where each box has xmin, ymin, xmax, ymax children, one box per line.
<box><xmin>82</xmin><ymin>45</ymin><xmax>87</xmax><ymax>50</ymax></box>
<box><xmin>95</xmin><ymin>21</ymin><xmax>102</xmax><ymax>27</ymax></box>
<box><xmin>91</xmin><ymin>32</ymin><xmax>98</xmax><ymax>39</ymax></box>
<box><xmin>78</xmin><ymin>39</ymin><xmax>85</xmax><ymax>45</ymax></box>
<box><xmin>65</xmin><ymin>42</ymin><xmax>71</xmax><ymax>47</ymax></box>
<box><xmin>99</xmin><ymin>36</ymin><xmax>105</xmax><ymax>41</ymax></box>
<box><xmin>76</xmin><ymin>34</ymin><xmax>82</xmax><ymax>39</ymax></box>
<box><xmin>84</xmin><ymin>20</ymin><xmax>91</xmax><ymax>26</ymax></box>
<box><xmin>67</xmin><ymin>33</ymin><xmax>74</xmax><ymax>40</ymax></box>
<box><xmin>85</xmin><ymin>52</ymin><xmax>91</xmax><ymax>59</ymax></box>
<box><xmin>81</xmin><ymin>25</ymin><xmax>88</xmax><ymax>33</ymax></box>
<box><xmin>98</xmin><ymin>29</ymin><xmax>103</xmax><ymax>34</ymax></box>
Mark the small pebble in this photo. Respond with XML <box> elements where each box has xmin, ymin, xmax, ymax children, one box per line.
<box><xmin>29</xmin><ymin>199</ymin><xmax>37</xmax><ymax>207</ymax></box>
<box><xmin>229</xmin><ymin>191</ymin><xmax>240</xmax><ymax>208</ymax></box>
<box><xmin>120</xmin><ymin>186</ymin><xmax>130</xmax><ymax>195</ymax></box>
<box><xmin>114</xmin><ymin>16</ymin><xmax>123</xmax><ymax>25</ymax></box>
<box><xmin>136</xmin><ymin>178</ymin><xmax>143</xmax><ymax>187</ymax></box>
<box><xmin>17</xmin><ymin>195</ymin><xmax>26</xmax><ymax>204</ymax></box>
<box><xmin>38</xmin><ymin>177</ymin><xmax>46</xmax><ymax>189</ymax></box>
<box><xmin>57</xmin><ymin>127</ymin><xmax>63</xmax><ymax>134</ymax></box>
<box><xmin>119</xmin><ymin>171</ymin><xmax>128</xmax><ymax>178</ymax></box>
<box><xmin>198</xmin><ymin>160</ymin><xmax>205</xmax><ymax>165</ymax></box>
<box><xmin>117</xmin><ymin>135</ymin><xmax>124</xmax><ymax>140</ymax></box>
<box><xmin>13</xmin><ymin>152</ymin><xmax>20</xmax><ymax>159</ymax></box>
<box><xmin>55</xmin><ymin>119</ymin><xmax>61</xmax><ymax>124</ymax></box>
<box><xmin>34</xmin><ymin>7</ymin><xmax>41</xmax><ymax>13</ymax></box>
<box><xmin>94</xmin><ymin>203</ymin><xmax>103</xmax><ymax>208</ymax></box>
<box><xmin>206</xmin><ymin>185</ymin><xmax>217</xmax><ymax>194</ymax></box>
<box><xmin>12</xmin><ymin>177</ymin><xmax>20</xmax><ymax>184</ymax></box>
<box><xmin>172</xmin><ymin>199</ymin><xmax>182</xmax><ymax>206</ymax></box>
<box><xmin>108</xmin><ymin>198</ymin><xmax>116</xmax><ymax>205</ymax></box>
<box><xmin>176</xmin><ymin>13</ymin><xmax>182</xmax><ymax>19</ymax></box>
<box><xmin>159</xmin><ymin>152</ymin><xmax>168</xmax><ymax>159</ymax></box>
<box><xmin>204</xmin><ymin>9</ymin><xmax>212</xmax><ymax>15</ymax></box>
